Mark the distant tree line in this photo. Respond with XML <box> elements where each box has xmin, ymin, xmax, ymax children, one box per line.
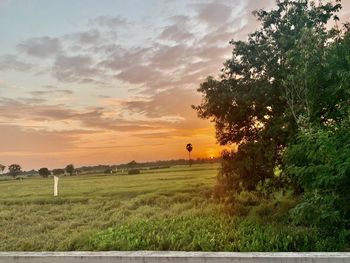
<box><xmin>0</xmin><ymin>157</ymin><xmax>219</xmax><ymax>178</ymax></box>
<box><xmin>0</xmin><ymin>163</ymin><xmax>77</xmax><ymax>178</ymax></box>
<box><xmin>75</xmin><ymin>157</ymin><xmax>219</xmax><ymax>174</ymax></box>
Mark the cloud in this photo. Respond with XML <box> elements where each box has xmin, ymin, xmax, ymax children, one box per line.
<box><xmin>64</xmin><ymin>29</ymin><xmax>103</xmax><ymax>46</ymax></box>
<box><xmin>0</xmin><ymin>97</ymin><xmax>76</xmax><ymax>121</ymax></box>
<box><xmin>16</xmin><ymin>36</ymin><xmax>62</xmax><ymax>58</ymax></box>
<box><xmin>123</xmin><ymin>88</ymin><xmax>199</xmax><ymax>118</ymax></box>
<box><xmin>43</xmin><ymin>85</ymin><xmax>59</xmax><ymax>89</ymax></box>
<box><xmin>52</xmin><ymin>54</ymin><xmax>100</xmax><ymax>83</ymax></box>
<box><xmin>75</xmin><ymin>108</ymin><xmax>159</xmax><ymax>131</ymax></box>
<box><xmin>0</xmin><ymin>97</ymin><xmax>164</xmax><ymax>133</ymax></box>
<box><xmin>89</xmin><ymin>15</ymin><xmax>127</xmax><ymax>28</ymax></box>
<box><xmin>30</xmin><ymin>89</ymin><xmax>73</xmax><ymax>96</ymax></box>
<box><xmin>2</xmin><ymin>1</ymin><xmax>250</xmax><ymax>89</ymax></box>
<box><xmin>99</xmin><ymin>47</ymin><xmax>150</xmax><ymax>71</ymax></box>
<box><xmin>149</xmin><ymin>44</ymin><xmax>189</xmax><ymax>69</ymax></box>
<box><xmin>0</xmin><ymin>124</ymin><xmax>77</xmax><ymax>153</ymax></box>
<box><xmin>75</xmin><ymin>30</ymin><xmax>101</xmax><ymax>45</ymax></box>
<box><xmin>0</xmin><ymin>55</ymin><xmax>33</xmax><ymax>71</ymax></box>
<box><xmin>159</xmin><ymin>15</ymin><xmax>194</xmax><ymax>42</ymax></box>
<box><xmin>116</xmin><ymin>65</ymin><xmax>164</xmax><ymax>86</ymax></box>
<box><xmin>245</xmin><ymin>0</ymin><xmax>275</xmax><ymax>14</ymax></box>
<box><xmin>159</xmin><ymin>24</ymin><xmax>194</xmax><ymax>42</ymax></box>
<box><xmin>194</xmin><ymin>1</ymin><xmax>234</xmax><ymax>27</ymax></box>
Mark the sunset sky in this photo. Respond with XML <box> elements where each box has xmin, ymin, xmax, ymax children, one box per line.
<box><xmin>1</xmin><ymin>0</ymin><xmax>349</xmax><ymax>170</ymax></box>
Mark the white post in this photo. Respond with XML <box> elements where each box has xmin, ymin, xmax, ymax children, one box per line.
<box><xmin>54</xmin><ymin>176</ymin><xmax>59</xmax><ymax>196</ymax></box>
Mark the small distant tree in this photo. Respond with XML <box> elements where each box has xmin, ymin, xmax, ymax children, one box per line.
<box><xmin>127</xmin><ymin>160</ymin><xmax>137</xmax><ymax>168</ymax></box>
<box><xmin>65</xmin><ymin>164</ymin><xmax>75</xmax><ymax>176</ymax></box>
<box><xmin>186</xmin><ymin>144</ymin><xmax>193</xmax><ymax>167</ymax></box>
<box><xmin>52</xmin><ymin>168</ymin><xmax>65</xmax><ymax>176</ymax></box>
<box><xmin>8</xmin><ymin>164</ymin><xmax>22</xmax><ymax>177</ymax></box>
<box><xmin>0</xmin><ymin>164</ymin><xmax>5</xmax><ymax>174</ymax></box>
<box><xmin>38</xmin><ymin>167</ymin><xmax>50</xmax><ymax>178</ymax></box>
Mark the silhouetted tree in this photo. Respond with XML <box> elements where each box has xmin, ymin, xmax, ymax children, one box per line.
<box><xmin>65</xmin><ymin>164</ymin><xmax>75</xmax><ymax>176</ymax></box>
<box><xmin>8</xmin><ymin>164</ymin><xmax>22</xmax><ymax>177</ymax></box>
<box><xmin>0</xmin><ymin>164</ymin><xmax>5</xmax><ymax>174</ymax></box>
<box><xmin>38</xmin><ymin>168</ymin><xmax>50</xmax><ymax>178</ymax></box>
<box><xmin>127</xmin><ymin>160</ymin><xmax>137</xmax><ymax>169</ymax></box>
<box><xmin>186</xmin><ymin>144</ymin><xmax>193</xmax><ymax>167</ymax></box>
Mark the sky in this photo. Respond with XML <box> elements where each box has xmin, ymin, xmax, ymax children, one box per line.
<box><xmin>0</xmin><ymin>0</ymin><xmax>349</xmax><ymax>170</ymax></box>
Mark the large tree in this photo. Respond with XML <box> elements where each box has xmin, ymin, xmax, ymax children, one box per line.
<box><xmin>194</xmin><ymin>0</ymin><xmax>344</xmax><ymax>195</ymax></box>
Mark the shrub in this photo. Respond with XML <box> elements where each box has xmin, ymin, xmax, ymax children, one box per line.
<box><xmin>285</xmin><ymin>121</ymin><xmax>350</xmax><ymax>232</ymax></box>
<box><xmin>128</xmin><ymin>169</ymin><xmax>140</xmax><ymax>175</ymax></box>
<box><xmin>52</xmin><ymin>168</ymin><xmax>65</xmax><ymax>176</ymax></box>
<box><xmin>104</xmin><ymin>169</ymin><xmax>112</xmax><ymax>174</ymax></box>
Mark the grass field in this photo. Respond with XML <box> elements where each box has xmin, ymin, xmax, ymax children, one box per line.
<box><xmin>0</xmin><ymin>163</ymin><xmax>345</xmax><ymax>251</ymax></box>
<box><xmin>0</xmin><ymin>164</ymin><xmax>221</xmax><ymax>251</ymax></box>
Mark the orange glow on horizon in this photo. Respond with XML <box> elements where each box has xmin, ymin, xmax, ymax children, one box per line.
<box><xmin>0</xmin><ymin>121</ymin><xmax>227</xmax><ymax>170</ymax></box>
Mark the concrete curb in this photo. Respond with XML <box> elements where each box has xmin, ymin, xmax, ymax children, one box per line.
<box><xmin>0</xmin><ymin>252</ymin><xmax>350</xmax><ymax>263</ymax></box>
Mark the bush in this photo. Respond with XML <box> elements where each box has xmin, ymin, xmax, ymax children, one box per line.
<box><xmin>52</xmin><ymin>168</ymin><xmax>65</xmax><ymax>176</ymax></box>
<box><xmin>149</xmin><ymin>166</ymin><xmax>171</xmax><ymax>170</ymax></box>
<box><xmin>285</xmin><ymin>121</ymin><xmax>350</xmax><ymax>231</ymax></box>
<box><xmin>128</xmin><ymin>169</ymin><xmax>140</xmax><ymax>175</ymax></box>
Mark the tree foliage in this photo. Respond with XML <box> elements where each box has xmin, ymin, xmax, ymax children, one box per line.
<box><xmin>284</xmin><ymin>20</ymin><xmax>350</xmax><ymax>231</ymax></box>
<box><xmin>195</xmin><ymin>0</ymin><xmax>350</xmax><ymax>233</ymax></box>
<box><xmin>127</xmin><ymin>160</ymin><xmax>138</xmax><ymax>167</ymax></box>
<box><xmin>8</xmin><ymin>164</ymin><xmax>22</xmax><ymax>177</ymax></box>
<box><xmin>65</xmin><ymin>164</ymin><xmax>75</xmax><ymax>176</ymax></box>
<box><xmin>38</xmin><ymin>167</ymin><xmax>50</xmax><ymax>178</ymax></box>
<box><xmin>285</xmin><ymin>115</ymin><xmax>350</xmax><ymax>230</ymax></box>
<box><xmin>194</xmin><ymin>0</ymin><xmax>346</xmax><ymax>194</ymax></box>
<box><xmin>0</xmin><ymin>164</ymin><xmax>5</xmax><ymax>174</ymax></box>
<box><xmin>52</xmin><ymin>168</ymin><xmax>65</xmax><ymax>176</ymax></box>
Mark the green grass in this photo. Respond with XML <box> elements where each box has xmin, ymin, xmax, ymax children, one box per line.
<box><xmin>0</xmin><ymin>164</ymin><xmax>220</xmax><ymax>251</ymax></box>
<box><xmin>0</xmin><ymin>163</ymin><xmax>347</xmax><ymax>251</ymax></box>
<box><xmin>89</xmin><ymin>216</ymin><xmax>325</xmax><ymax>252</ymax></box>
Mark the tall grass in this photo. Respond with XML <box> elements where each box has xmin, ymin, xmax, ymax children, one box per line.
<box><xmin>0</xmin><ymin>163</ymin><xmax>347</xmax><ymax>251</ymax></box>
<box><xmin>0</xmin><ymin>164</ymin><xmax>218</xmax><ymax>251</ymax></box>
<box><xmin>89</xmin><ymin>216</ymin><xmax>344</xmax><ymax>252</ymax></box>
